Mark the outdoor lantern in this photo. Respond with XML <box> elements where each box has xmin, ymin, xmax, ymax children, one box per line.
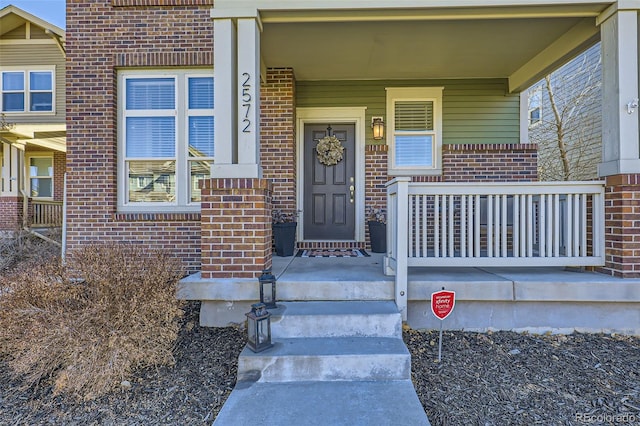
<box><xmin>258</xmin><ymin>268</ymin><xmax>277</xmax><ymax>309</ymax></box>
<box><xmin>371</xmin><ymin>116</ymin><xmax>385</xmax><ymax>140</ymax></box>
<box><xmin>245</xmin><ymin>303</ymin><xmax>273</xmax><ymax>353</ymax></box>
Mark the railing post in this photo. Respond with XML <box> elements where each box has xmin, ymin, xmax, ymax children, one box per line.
<box><xmin>392</xmin><ymin>177</ymin><xmax>410</xmax><ymax>320</ymax></box>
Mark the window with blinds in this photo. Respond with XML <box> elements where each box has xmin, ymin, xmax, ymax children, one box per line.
<box><xmin>119</xmin><ymin>71</ymin><xmax>214</xmax><ymax>211</ymax></box>
<box><xmin>386</xmin><ymin>87</ymin><xmax>443</xmax><ymax>175</ymax></box>
<box><xmin>394</xmin><ymin>101</ymin><xmax>435</xmax><ymax>167</ymax></box>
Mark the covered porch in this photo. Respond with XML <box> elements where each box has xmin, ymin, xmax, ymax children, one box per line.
<box><xmin>0</xmin><ymin>124</ymin><xmax>66</xmax><ymax>236</ymax></box>
<box><xmin>183</xmin><ymin>1</ymin><xmax>640</xmax><ymax>330</ymax></box>
<box><xmin>203</xmin><ymin>0</ymin><xmax>639</xmax><ymax>271</ymax></box>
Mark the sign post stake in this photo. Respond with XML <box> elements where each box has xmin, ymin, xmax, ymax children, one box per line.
<box><xmin>430</xmin><ymin>287</ymin><xmax>456</xmax><ymax>363</ymax></box>
<box><xmin>438</xmin><ymin>313</ymin><xmax>444</xmax><ymax>362</ymax></box>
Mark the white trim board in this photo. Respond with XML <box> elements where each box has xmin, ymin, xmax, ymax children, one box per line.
<box><xmin>296</xmin><ymin>107</ymin><xmax>367</xmax><ymax>243</ymax></box>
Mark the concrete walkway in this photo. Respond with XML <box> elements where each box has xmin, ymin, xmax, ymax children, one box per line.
<box><xmin>213</xmin><ymin>300</ymin><xmax>430</xmax><ymax>425</ymax></box>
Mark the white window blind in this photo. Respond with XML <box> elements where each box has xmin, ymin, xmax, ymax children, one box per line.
<box><xmin>394</xmin><ymin>101</ymin><xmax>435</xmax><ymax>167</ymax></box>
<box><xmin>386</xmin><ymin>87</ymin><xmax>443</xmax><ymax>176</ymax></box>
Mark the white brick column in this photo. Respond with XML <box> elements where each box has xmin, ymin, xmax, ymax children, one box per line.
<box><xmin>597</xmin><ymin>7</ymin><xmax>640</xmax><ymax>177</ymax></box>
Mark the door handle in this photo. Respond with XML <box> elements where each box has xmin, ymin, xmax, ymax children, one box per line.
<box><xmin>349</xmin><ymin>177</ymin><xmax>355</xmax><ymax>203</ymax></box>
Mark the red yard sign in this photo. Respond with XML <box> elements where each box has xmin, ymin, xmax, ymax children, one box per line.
<box><xmin>431</xmin><ymin>290</ymin><xmax>456</xmax><ymax>320</ymax></box>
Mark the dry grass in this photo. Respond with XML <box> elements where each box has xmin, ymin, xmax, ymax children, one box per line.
<box><xmin>0</xmin><ymin>229</ymin><xmax>60</xmax><ymax>274</ymax></box>
<box><xmin>0</xmin><ymin>243</ymin><xmax>184</xmax><ymax>400</ymax></box>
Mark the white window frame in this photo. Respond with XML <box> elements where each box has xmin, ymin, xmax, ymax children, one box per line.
<box><xmin>528</xmin><ymin>85</ymin><xmax>542</xmax><ymax>128</ymax></box>
<box><xmin>26</xmin><ymin>152</ymin><xmax>54</xmax><ymax>199</ymax></box>
<box><xmin>0</xmin><ymin>66</ymin><xmax>55</xmax><ymax>114</ymax></box>
<box><xmin>386</xmin><ymin>87</ymin><xmax>443</xmax><ymax>176</ymax></box>
<box><xmin>117</xmin><ymin>69</ymin><xmax>214</xmax><ymax>213</ymax></box>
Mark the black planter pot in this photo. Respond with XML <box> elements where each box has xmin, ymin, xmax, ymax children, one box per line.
<box><xmin>368</xmin><ymin>221</ymin><xmax>387</xmax><ymax>253</ymax></box>
<box><xmin>273</xmin><ymin>222</ymin><xmax>297</xmax><ymax>257</ymax></box>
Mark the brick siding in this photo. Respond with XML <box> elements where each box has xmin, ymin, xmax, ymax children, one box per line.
<box><xmin>261</xmin><ymin>68</ymin><xmax>297</xmax><ymax>215</ymax></box>
<box><xmin>200</xmin><ymin>178</ymin><xmax>272</xmax><ymax>278</ymax></box>
<box><xmin>599</xmin><ymin>174</ymin><xmax>640</xmax><ymax>278</ymax></box>
<box><xmin>65</xmin><ymin>0</ymin><xmax>211</xmax><ymax>272</ymax></box>
<box><xmin>53</xmin><ymin>151</ymin><xmax>65</xmax><ymax>201</ymax></box>
<box><xmin>0</xmin><ymin>197</ymin><xmax>22</xmax><ymax>231</ymax></box>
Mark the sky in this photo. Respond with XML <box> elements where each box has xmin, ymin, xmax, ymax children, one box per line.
<box><xmin>1</xmin><ymin>0</ymin><xmax>66</xmax><ymax>29</ymax></box>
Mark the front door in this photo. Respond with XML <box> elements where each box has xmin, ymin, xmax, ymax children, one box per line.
<box><xmin>303</xmin><ymin>124</ymin><xmax>356</xmax><ymax>240</ymax></box>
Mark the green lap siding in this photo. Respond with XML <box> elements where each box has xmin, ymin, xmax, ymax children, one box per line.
<box><xmin>296</xmin><ymin>79</ymin><xmax>521</xmax><ymax>145</ymax></box>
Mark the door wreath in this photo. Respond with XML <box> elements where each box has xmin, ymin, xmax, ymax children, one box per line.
<box><xmin>315</xmin><ymin>135</ymin><xmax>344</xmax><ymax>166</ymax></box>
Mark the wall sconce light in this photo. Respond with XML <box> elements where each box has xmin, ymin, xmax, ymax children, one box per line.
<box><xmin>627</xmin><ymin>99</ymin><xmax>639</xmax><ymax>114</ymax></box>
<box><xmin>371</xmin><ymin>117</ymin><xmax>385</xmax><ymax>140</ymax></box>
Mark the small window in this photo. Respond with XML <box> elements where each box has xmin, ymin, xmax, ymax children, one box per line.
<box><xmin>2</xmin><ymin>72</ymin><xmax>25</xmax><ymax>112</ymax></box>
<box><xmin>386</xmin><ymin>87</ymin><xmax>443</xmax><ymax>176</ymax></box>
<box><xmin>528</xmin><ymin>86</ymin><xmax>542</xmax><ymax>127</ymax></box>
<box><xmin>1</xmin><ymin>69</ymin><xmax>54</xmax><ymax>113</ymax></box>
<box><xmin>28</xmin><ymin>155</ymin><xmax>53</xmax><ymax>198</ymax></box>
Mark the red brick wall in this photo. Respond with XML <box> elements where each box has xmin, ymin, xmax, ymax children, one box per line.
<box><xmin>365</xmin><ymin>143</ymin><xmax>538</xmax><ymax>209</ymax></box>
<box><xmin>200</xmin><ymin>178</ymin><xmax>272</xmax><ymax>278</ymax></box>
<box><xmin>261</xmin><ymin>68</ymin><xmax>297</xmax><ymax>215</ymax></box>
<box><xmin>53</xmin><ymin>151</ymin><xmax>65</xmax><ymax>202</ymax></box>
<box><xmin>443</xmin><ymin>144</ymin><xmax>538</xmax><ymax>182</ymax></box>
<box><xmin>0</xmin><ymin>197</ymin><xmax>22</xmax><ymax>231</ymax></box>
<box><xmin>65</xmin><ymin>0</ymin><xmax>211</xmax><ymax>272</ymax></box>
<box><xmin>599</xmin><ymin>174</ymin><xmax>640</xmax><ymax>278</ymax></box>
<box><xmin>363</xmin><ymin>143</ymin><xmax>538</xmax><ymax>250</ymax></box>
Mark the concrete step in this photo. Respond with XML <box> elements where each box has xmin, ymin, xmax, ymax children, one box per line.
<box><xmin>213</xmin><ymin>380</ymin><xmax>430</xmax><ymax>426</ymax></box>
<box><xmin>237</xmin><ymin>337</ymin><xmax>411</xmax><ymax>382</ymax></box>
<box><xmin>270</xmin><ymin>301</ymin><xmax>401</xmax><ymax>339</ymax></box>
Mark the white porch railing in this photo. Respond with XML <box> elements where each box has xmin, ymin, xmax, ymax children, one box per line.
<box><xmin>385</xmin><ymin>178</ymin><xmax>606</xmax><ymax>319</ymax></box>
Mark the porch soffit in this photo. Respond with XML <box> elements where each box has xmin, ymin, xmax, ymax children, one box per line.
<box><xmin>0</xmin><ymin>124</ymin><xmax>67</xmax><ymax>153</ymax></box>
<box><xmin>215</xmin><ymin>1</ymin><xmax>611</xmax><ymax>91</ymax></box>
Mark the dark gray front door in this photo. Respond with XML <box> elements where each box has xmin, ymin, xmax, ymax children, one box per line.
<box><xmin>304</xmin><ymin>124</ymin><xmax>356</xmax><ymax>240</ymax></box>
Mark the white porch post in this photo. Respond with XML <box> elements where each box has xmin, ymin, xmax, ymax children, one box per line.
<box><xmin>236</xmin><ymin>18</ymin><xmax>261</xmax><ymax>177</ymax></box>
<box><xmin>1</xmin><ymin>143</ymin><xmax>17</xmax><ymax>195</ymax></box>
<box><xmin>597</xmin><ymin>7</ymin><xmax>640</xmax><ymax>176</ymax></box>
<box><xmin>393</xmin><ymin>177</ymin><xmax>410</xmax><ymax>321</ymax></box>
<box><xmin>211</xmin><ymin>14</ymin><xmax>262</xmax><ymax>178</ymax></box>
<box><xmin>212</xmin><ymin>18</ymin><xmax>236</xmax><ymax>170</ymax></box>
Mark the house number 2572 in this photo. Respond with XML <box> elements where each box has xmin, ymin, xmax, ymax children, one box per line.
<box><xmin>241</xmin><ymin>72</ymin><xmax>252</xmax><ymax>133</ymax></box>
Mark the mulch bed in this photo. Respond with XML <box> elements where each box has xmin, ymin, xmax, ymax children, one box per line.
<box><xmin>1</xmin><ymin>302</ymin><xmax>639</xmax><ymax>425</ymax></box>
<box><xmin>405</xmin><ymin>328</ymin><xmax>640</xmax><ymax>425</ymax></box>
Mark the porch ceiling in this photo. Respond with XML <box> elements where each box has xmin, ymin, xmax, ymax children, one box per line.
<box><xmin>258</xmin><ymin>3</ymin><xmax>609</xmax><ymax>91</ymax></box>
<box><xmin>0</xmin><ymin>124</ymin><xmax>67</xmax><ymax>152</ymax></box>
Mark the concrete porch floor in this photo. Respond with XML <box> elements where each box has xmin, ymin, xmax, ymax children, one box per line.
<box><xmin>272</xmin><ymin>251</ymin><xmax>640</xmax><ymax>288</ymax></box>
<box><xmin>181</xmin><ymin>252</ymin><xmax>640</xmax><ymax>334</ymax></box>
<box><xmin>268</xmin><ymin>252</ymin><xmax>640</xmax><ymax>334</ymax></box>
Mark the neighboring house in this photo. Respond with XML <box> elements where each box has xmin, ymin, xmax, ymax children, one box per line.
<box><xmin>527</xmin><ymin>43</ymin><xmax>602</xmax><ymax>181</ymax></box>
<box><xmin>66</xmin><ymin>1</ymin><xmax>640</xmax><ymax>330</ymax></box>
<box><xmin>0</xmin><ymin>5</ymin><xmax>65</xmax><ymax>234</ymax></box>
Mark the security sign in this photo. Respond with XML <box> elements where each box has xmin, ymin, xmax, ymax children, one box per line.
<box><xmin>431</xmin><ymin>290</ymin><xmax>456</xmax><ymax>320</ymax></box>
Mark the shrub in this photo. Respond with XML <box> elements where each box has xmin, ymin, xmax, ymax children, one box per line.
<box><xmin>0</xmin><ymin>243</ymin><xmax>184</xmax><ymax>399</ymax></box>
<box><xmin>0</xmin><ymin>229</ymin><xmax>60</xmax><ymax>274</ymax></box>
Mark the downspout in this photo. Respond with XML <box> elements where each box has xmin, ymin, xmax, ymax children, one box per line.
<box><xmin>61</xmin><ymin>172</ymin><xmax>67</xmax><ymax>259</ymax></box>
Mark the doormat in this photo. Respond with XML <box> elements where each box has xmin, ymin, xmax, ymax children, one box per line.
<box><xmin>298</xmin><ymin>249</ymin><xmax>369</xmax><ymax>258</ymax></box>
